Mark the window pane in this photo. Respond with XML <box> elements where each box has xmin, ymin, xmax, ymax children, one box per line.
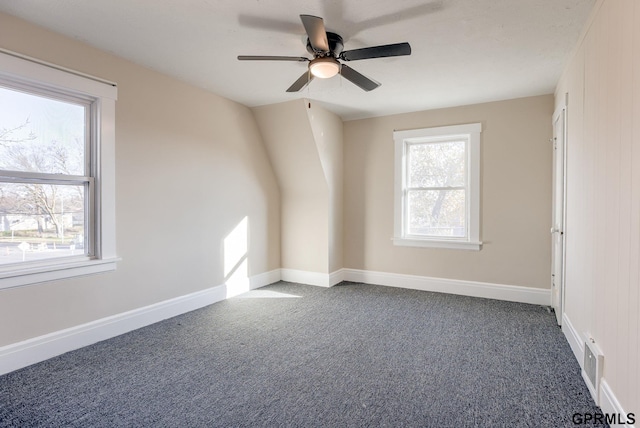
<box><xmin>0</xmin><ymin>86</ymin><xmax>86</xmax><ymax>175</ymax></box>
<box><xmin>408</xmin><ymin>141</ymin><xmax>466</xmax><ymax>188</ymax></box>
<box><xmin>407</xmin><ymin>189</ymin><xmax>466</xmax><ymax>237</ymax></box>
<box><xmin>0</xmin><ymin>182</ymin><xmax>86</xmax><ymax>264</ymax></box>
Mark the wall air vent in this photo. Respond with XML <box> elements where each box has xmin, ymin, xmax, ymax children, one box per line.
<box><xmin>582</xmin><ymin>334</ymin><xmax>604</xmax><ymax>405</ymax></box>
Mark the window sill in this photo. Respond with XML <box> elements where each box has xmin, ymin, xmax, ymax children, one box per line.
<box><xmin>393</xmin><ymin>237</ymin><xmax>483</xmax><ymax>251</ymax></box>
<box><xmin>0</xmin><ymin>257</ymin><xmax>120</xmax><ymax>290</ymax></box>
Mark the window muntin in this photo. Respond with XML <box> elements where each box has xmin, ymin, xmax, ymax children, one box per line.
<box><xmin>394</xmin><ymin>123</ymin><xmax>481</xmax><ymax>250</ymax></box>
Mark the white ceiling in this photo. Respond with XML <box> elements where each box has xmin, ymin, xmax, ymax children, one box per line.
<box><xmin>0</xmin><ymin>0</ymin><xmax>595</xmax><ymax>120</ymax></box>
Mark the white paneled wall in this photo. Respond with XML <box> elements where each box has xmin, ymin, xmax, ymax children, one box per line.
<box><xmin>556</xmin><ymin>0</ymin><xmax>639</xmax><ymax>415</ymax></box>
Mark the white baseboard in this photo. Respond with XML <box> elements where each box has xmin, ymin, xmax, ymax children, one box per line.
<box><xmin>329</xmin><ymin>269</ymin><xmax>345</xmax><ymax>286</ymax></box>
<box><xmin>600</xmin><ymin>380</ymin><xmax>636</xmax><ymax>427</ymax></box>
<box><xmin>279</xmin><ymin>268</ymin><xmax>550</xmax><ymax>305</ymax></box>
<box><xmin>561</xmin><ymin>312</ymin><xmax>584</xmax><ymax>363</ymax></box>
<box><xmin>280</xmin><ymin>268</ymin><xmax>343</xmax><ymax>287</ymax></box>
<box><xmin>0</xmin><ymin>269</ymin><xmax>279</xmax><ymax>375</ymax></box>
<box><xmin>342</xmin><ymin>268</ymin><xmax>551</xmax><ymax>306</ymax></box>
<box><xmin>250</xmin><ymin>269</ymin><xmax>282</xmax><ymax>289</ymax></box>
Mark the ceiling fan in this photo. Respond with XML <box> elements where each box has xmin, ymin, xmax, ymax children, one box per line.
<box><xmin>237</xmin><ymin>14</ymin><xmax>412</xmax><ymax>92</ymax></box>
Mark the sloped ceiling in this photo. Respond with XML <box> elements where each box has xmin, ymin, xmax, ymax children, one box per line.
<box><xmin>0</xmin><ymin>0</ymin><xmax>595</xmax><ymax>120</ymax></box>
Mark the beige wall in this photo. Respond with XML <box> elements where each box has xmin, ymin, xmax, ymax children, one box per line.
<box><xmin>306</xmin><ymin>103</ymin><xmax>344</xmax><ymax>273</ymax></box>
<box><xmin>253</xmin><ymin>100</ymin><xmax>343</xmax><ymax>275</ymax></box>
<box><xmin>555</xmin><ymin>0</ymin><xmax>639</xmax><ymax>414</ymax></box>
<box><xmin>253</xmin><ymin>100</ymin><xmax>329</xmax><ymax>273</ymax></box>
<box><xmin>344</xmin><ymin>95</ymin><xmax>554</xmax><ymax>289</ymax></box>
<box><xmin>0</xmin><ymin>13</ymin><xmax>280</xmax><ymax>346</ymax></box>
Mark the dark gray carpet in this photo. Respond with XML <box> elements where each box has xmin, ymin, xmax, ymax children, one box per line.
<box><xmin>0</xmin><ymin>281</ymin><xmax>603</xmax><ymax>427</ymax></box>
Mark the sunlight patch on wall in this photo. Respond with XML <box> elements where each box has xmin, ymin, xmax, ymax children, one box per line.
<box><xmin>224</xmin><ymin>216</ymin><xmax>249</xmax><ymax>298</ymax></box>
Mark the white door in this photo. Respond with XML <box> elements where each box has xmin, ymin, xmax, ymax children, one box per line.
<box><xmin>551</xmin><ymin>104</ymin><xmax>566</xmax><ymax>325</ymax></box>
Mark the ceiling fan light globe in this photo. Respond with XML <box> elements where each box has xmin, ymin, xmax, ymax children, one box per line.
<box><xmin>309</xmin><ymin>57</ymin><xmax>340</xmax><ymax>78</ymax></box>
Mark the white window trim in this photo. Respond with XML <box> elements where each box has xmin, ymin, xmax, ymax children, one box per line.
<box><xmin>393</xmin><ymin>123</ymin><xmax>482</xmax><ymax>251</ymax></box>
<box><xmin>0</xmin><ymin>49</ymin><xmax>118</xmax><ymax>290</ymax></box>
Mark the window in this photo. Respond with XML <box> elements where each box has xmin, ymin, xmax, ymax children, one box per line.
<box><xmin>393</xmin><ymin>123</ymin><xmax>482</xmax><ymax>250</ymax></box>
<box><xmin>0</xmin><ymin>50</ymin><xmax>117</xmax><ymax>289</ymax></box>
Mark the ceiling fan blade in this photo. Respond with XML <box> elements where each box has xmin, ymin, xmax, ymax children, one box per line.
<box><xmin>286</xmin><ymin>71</ymin><xmax>314</xmax><ymax>92</ymax></box>
<box><xmin>340</xmin><ymin>42</ymin><xmax>411</xmax><ymax>61</ymax></box>
<box><xmin>300</xmin><ymin>15</ymin><xmax>329</xmax><ymax>52</ymax></box>
<box><xmin>238</xmin><ymin>55</ymin><xmax>309</xmax><ymax>62</ymax></box>
<box><xmin>340</xmin><ymin>65</ymin><xmax>381</xmax><ymax>91</ymax></box>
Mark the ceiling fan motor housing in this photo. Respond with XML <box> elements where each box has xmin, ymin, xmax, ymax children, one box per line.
<box><xmin>306</xmin><ymin>32</ymin><xmax>344</xmax><ymax>57</ymax></box>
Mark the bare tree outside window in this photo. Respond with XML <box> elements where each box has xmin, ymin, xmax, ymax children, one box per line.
<box><xmin>406</xmin><ymin>141</ymin><xmax>466</xmax><ymax>237</ymax></box>
<box><xmin>0</xmin><ymin>86</ymin><xmax>86</xmax><ymax>264</ymax></box>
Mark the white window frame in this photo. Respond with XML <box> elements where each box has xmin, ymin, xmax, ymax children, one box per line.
<box><xmin>0</xmin><ymin>49</ymin><xmax>118</xmax><ymax>290</ymax></box>
<box><xmin>393</xmin><ymin>123</ymin><xmax>482</xmax><ymax>251</ymax></box>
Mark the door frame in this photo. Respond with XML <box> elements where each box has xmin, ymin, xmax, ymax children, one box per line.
<box><xmin>551</xmin><ymin>96</ymin><xmax>568</xmax><ymax>325</ymax></box>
